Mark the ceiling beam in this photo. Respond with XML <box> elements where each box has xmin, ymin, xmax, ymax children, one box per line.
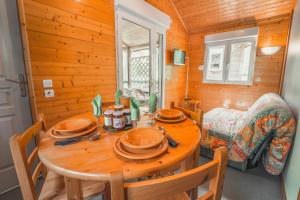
<box><xmin>169</xmin><ymin>0</ymin><xmax>189</xmax><ymax>33</ymax></box>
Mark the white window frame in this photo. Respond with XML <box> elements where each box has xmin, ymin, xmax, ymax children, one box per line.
<box><xmin>204</xmin><ymin>41</ymin><xmax>228</xmax><ymax>84</ymax></box>
<box><xmin>115</xmin><ymin>0</ymin><xmax>170</xmax><ymax>107</ymax></box>
<box><xmin>203</xmin><ymin>27</ymin><xmax>258</xmax><ymax>85</ymax></box>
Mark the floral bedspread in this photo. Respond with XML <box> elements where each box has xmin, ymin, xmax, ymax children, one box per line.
<box><xmin>202</xmin><ymin>93</ymin><xmax>296</xmax><ymax>175</ymax></box>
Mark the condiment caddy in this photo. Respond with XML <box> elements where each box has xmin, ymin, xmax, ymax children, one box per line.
<box><xmin>103</xmin><ymin>105</ymin><xmax>133</xmax><ymax>132</ymax></box>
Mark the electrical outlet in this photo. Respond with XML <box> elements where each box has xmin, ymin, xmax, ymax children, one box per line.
<box><xmin>198</xmin><ymin>65</ymin><xmax>204</xmax><ymax>71</ymax></box>
<box><xmin>44</xmin><ymin>89</ymin><xmax>55</xmax><ymax>97</ymax></box>
<box><xmin>43</xmin><ymin>80</ymin><xmax>53</xmax><ymax>88</ymax></box>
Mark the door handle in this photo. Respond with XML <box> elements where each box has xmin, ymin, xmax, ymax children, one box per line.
<box><xmin>5</xmin><ymin>78</ymin><xmax>23</xmax><ymax>84</ymax></box>
<box><xmin>5</xmin><ymin>74</ymin><xmax>27</xmax><ymax>97</ymax></box>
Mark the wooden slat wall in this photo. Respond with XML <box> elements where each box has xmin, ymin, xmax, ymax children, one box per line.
<box><xmin>20</xmin><ymin>0</ymin><xmax>189</xmax><ymax>125</ymax></box>
<box><xmin>20</xmin><ymin>0</ymin><xmax>116</xmax><ymax>126</ymax></box>
<box><xmin>188</xmin><ymin>18</ymin><xmax>291</xmax><ymax>112</ymax></box>
<box><xmin>172</xmin><ymin>0</ymin><xmax>295</xmax><ymax>32</ymax></box>
<box><xmin>146</xmin><ymin>0</ymin><xmax>189</xmax><ymax>108</ymax></box>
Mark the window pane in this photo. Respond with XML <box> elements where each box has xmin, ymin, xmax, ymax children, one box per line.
<box><xmin>228</xmin><ymin>42</ymin><xmax>252</xmax><ymax>82</ymax></box>
<box><xmin>206</xmin><ymin>45</ymin><xmax>225</xmax><ymax>81</ymax></box>
<box><xmin>121</xmin><ymin>19</ymin><xmax>150</xmax><ymax>105</ymax></box>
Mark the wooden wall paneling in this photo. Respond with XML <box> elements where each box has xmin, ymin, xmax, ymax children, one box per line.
<box><xmin>19</xmin><ymin>0</ymin><xmax>190</xmax><ymax>125</ymax></box>
<box><xmin>187</xmin><ymin>18</ymin><xmax>290</xmax><ymax>112</ymax></box>
<box><xmin>23</xmin><ymin>0</ymin><xmax>114</xmax><ymax>34</ymax></box>
<box><xmin>19</xmin><ymin>0</ymin><xmax>117</xmax><ymax>126</ymax></box>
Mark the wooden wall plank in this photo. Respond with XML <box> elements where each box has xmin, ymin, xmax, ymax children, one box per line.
<box><xmin>31</xmin><ymin>0</ymin><xmax>114</xmax><ymax>24</ymax></box>
<box><xmin>25</xmin><ymin>15</ymin><xmax>114</xmax><ymax>44</ymax></box>
<box><xmin>24</xmin><ymin>0</ymin><xmax>114</xmax><ymax>34</ymax></box>
<box><xmin>27</xmin><ymin>31</ymin><xmax>115</xmax><ymax>55</ymax></box>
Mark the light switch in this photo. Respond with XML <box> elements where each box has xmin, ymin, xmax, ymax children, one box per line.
<box><xmin>44</xmin><ymin>89</ymin><xmax>55</xmax><ymax>97</ymax></box>
<box><xmin>43</xmin><ymin>80</ymin><xmax>53</xmax><ymax>88</ymax></box>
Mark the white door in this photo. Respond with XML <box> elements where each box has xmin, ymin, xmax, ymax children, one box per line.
<box><xmin>116</xmin><ymin>14</ymin><xmax>166</xmax><ymax>107</ymax></box>
<box><xmin>0</xmin><ymin>0</ymin><xmax>33</xmax><ymax>194</ymax></box>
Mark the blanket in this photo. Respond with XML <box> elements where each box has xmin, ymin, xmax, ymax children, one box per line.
<box><xmin>202</xmin><ymin>93</ymin><xmax>296</xmax><ymax>175</ymax></box>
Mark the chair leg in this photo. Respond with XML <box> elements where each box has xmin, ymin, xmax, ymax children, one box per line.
<box><xmin>191</xmin><ymin>144</ymin><xmax>200</xmax><ymax>200</ymax></box>
<box><xmin>182</xmin><ymin>144</ymin><xmax>200</xmax><ymax>200</ymax></box>
<box><xmin>103</xmin><ymin>182</ymin><xmax>111</xmax><ymax>200</ymax></box>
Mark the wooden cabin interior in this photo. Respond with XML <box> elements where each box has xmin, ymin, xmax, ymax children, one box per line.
<box><xmin>0</xmin><ymin>0</ymin><xmax>299</xmax><ymax>200</ymax></box>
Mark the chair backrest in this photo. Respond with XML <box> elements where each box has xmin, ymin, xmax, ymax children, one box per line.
<box><xmin>110</xmin><ymin>147</ymin><xmax>228</xmax><ymax>200</ymax></box>
<box><xmin>10</xmin><ymin>114</ymin><xmax>47</xmax><ymax>200</ymax></box>
<box><xmin>170</xmin><ymin>101</ymin><xmax>204</xmax><ymax>129</ymax></box>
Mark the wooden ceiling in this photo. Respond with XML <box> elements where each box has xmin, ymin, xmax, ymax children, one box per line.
<box><xmin>171</xmin><ymin>0</ymin><xmax>296</xmax><ymax>32</ymax></box>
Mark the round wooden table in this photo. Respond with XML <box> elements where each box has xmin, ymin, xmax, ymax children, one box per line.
<box><xmin>38</xmin><ymin>112</ymin><xmax>200</xmax><ymax>198</ymax></box>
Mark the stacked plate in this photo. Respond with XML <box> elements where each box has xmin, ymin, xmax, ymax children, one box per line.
<box><xmin>50</xmin><ymin>118</ymin><xmax>97</xmax><ymax>139</ymax></box>
<box><xmin>114</xmin><ymin>127</ymin><xmax>168</xmax><ymax>160</ymax></box>
<box><xmin>154</xmin><ymin>109</ymin><xmax>186</xmax><ymax>123</ymax></box>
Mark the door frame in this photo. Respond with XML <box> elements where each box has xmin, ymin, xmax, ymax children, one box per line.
<box><xmin>0</xmin><ymin>0</ymin><xmax>33</xmax><ymax>194</ymax></box>
<box><xmin>115</xmin><ymin>1</ymin><xmax>170</xmax><ymax>107</ymax></box>
<box><xmin>16</xmin><ymin>0</ymin><xmax>38</xmax><ymax>122</ymax></box>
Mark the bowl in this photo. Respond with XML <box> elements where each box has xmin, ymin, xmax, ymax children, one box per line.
<box><xmin>157</xmin><ymin>109</ymin><xmax>183</xmax><ymax>120</ymax></box>
<box><xmin>121</xmin><ymin>143</ymin><xmax>161</xmax><ymax>154</ymax></box>
<box><xmin>120</xmin><ymin>127</ymin><xmax>164</xmax><ymax>150</ymax></box>
<box><xmin>114</xmin><ymin>138</ymin><xmax>168</xmax><ymax>159</ymax></box>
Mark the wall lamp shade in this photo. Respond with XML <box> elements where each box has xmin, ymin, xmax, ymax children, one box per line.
<box><xmin>261</xmin><ymin>46</ymin><xmax>281</xmax><ymax>55</ymax></box>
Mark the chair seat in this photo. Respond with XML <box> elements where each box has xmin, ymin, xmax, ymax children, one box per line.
<box><xmin>203</xmin><ymin>108</ymin><xmax>247</xmax><ymax>141</ymax></box>
<box><xmin>39</xmin><ymin>170</ymin><xmax>105</xmax><ymax>200</ymax></box>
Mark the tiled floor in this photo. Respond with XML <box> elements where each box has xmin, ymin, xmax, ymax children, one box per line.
<box><xmin>0</xmin><ymin>156</ymin><xmax>282</xmax><ymax>200</ymax></box>
<box><xmin>0</xmin><ymin>187</ymin><xmax>22</xmax><ymax>200</ymax></box>
<box><xmin>198</xmin><ymin>157</ymin><xmax>282</xmax><ymax>200</ymax></box>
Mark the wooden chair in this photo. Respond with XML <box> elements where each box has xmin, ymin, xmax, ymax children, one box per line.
<box><xmin>170</xmin><ymin>102</ymin><xmax>204</xmax><ymax>129</ymax></box>
<box><xmin>109</xmin><ymin>147</ymin><xmax>228</xmax><ymax>200</ymax></box>
<box><xmin>183</xmin><ymin>99</ymin><xmax>200</xmax><ymax>113</ymax></box>
<box><xmin>10</xmin><ymin>114</ymin><xmax>105</xmax><ymax>200</ymax></box>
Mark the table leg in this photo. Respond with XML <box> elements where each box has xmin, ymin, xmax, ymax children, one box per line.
<box><xmin>64</xmin><ymin>177</ymin><xmax>83</xmax><ymax>200</ymax></box>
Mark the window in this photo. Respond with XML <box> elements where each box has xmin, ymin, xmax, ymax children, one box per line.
<box><xmin>204</xmin><ymin>28</ymin><xmax>258</xmax><ymax>84</ymax></box>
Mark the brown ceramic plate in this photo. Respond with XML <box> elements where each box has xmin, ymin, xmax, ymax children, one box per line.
<box><xmin>114</xmin><ymin>138</ymin><xmax>168</xmax><ymax>160</ymax></box>
<box><xmin>53</xmin><ymin>118</ymin><xmax>92</xmax><ymax>134</ymax></box>
<box><xmin>154</xmin><ymin>113</ymin><xmax>186</xmax><ymax>123</ymax></box>
<box><xmin>50</xmin><ymin>122</ymin><xmax>98</xmax><ymax>139</ymax></box>
<box><xmin>157</xmin><ymin>109</ymin><xmax>183</xmax><ymax>120</ymax></box>
<box><xmin>120</xmin><ymin>127</ymin><xmax>164</xmax><ymax>149</ymax></box>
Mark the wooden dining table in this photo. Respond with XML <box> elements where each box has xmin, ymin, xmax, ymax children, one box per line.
<box><xmin>38</xmin><ymin>112</ymin><xmax>201</xmax><ymax>199</ymax></box>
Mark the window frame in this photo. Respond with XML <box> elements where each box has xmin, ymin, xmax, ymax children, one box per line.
<box><xmin>203</xmin><ymin>41</ymin><xmax>229</xmax><ymax>84</ymax></box>
<box><xmin>203</xmin><ymin>36</ymin><xmax>258</xmax><ymax>85</ymax></box>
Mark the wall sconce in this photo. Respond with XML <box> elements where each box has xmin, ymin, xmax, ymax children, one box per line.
<box><xmin>261</xmin><ymin>46</ymin><xmax>281</xmax><ymax>55</ymax></box>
